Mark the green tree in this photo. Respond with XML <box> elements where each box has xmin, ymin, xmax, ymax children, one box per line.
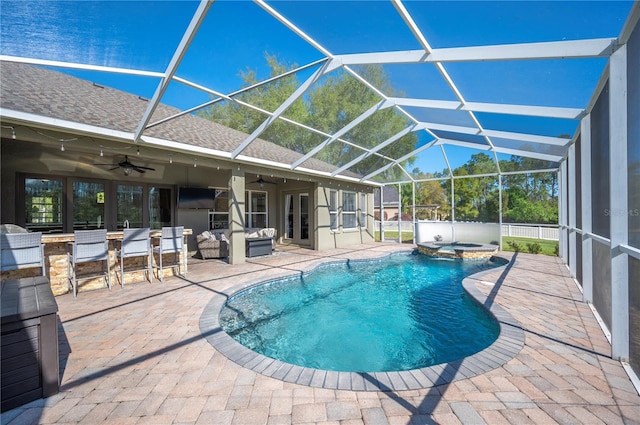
<box><xmin>198</xmin><ymin>54</ymin><xmax>417</xmax><ymax>181</ymax></box>
<box><xmin>441</xmin><ymin>153</ymin><xmax>500</xmax><ymax>222</ymax></box>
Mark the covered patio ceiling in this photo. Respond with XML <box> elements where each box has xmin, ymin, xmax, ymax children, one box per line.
<box><xmin>0</xmin><ymin>0</ymin><xmax>636</xmax><ymax>185</ymax></box>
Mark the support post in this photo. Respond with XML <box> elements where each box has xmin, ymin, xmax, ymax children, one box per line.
<box><xmin>412</xmin><ymin>181</ymin><xmax>416</xmax><ymax>245</ymax></box>
<box><xmin>580</xmin><ymin>116</ymin><xmax>593</xmax><ymax>302</ymax></box>
<box><xmin>380</xmin><ymin>187</ymin><xmax>385</xmax><ymax>242</ymax></box>
<box><xmin>609</xmin><ymin>44</ymin><xmax>629</xmax><ymax>361</ymax></box>
<box><xmin>397</xmin><ymin>183</ymin><xmax>402</xmax><ymax>244</ymax></box>
<box><xmin>498</xmin><ymin>174</ymin><xmax>503</xmax><ymax>250</ymax></box>
<box><xmin>451</xmin><ymin>177</ymin><xmax>455</xmax><ymax>242</ymax></box>
<box><xmin>228</xmin><ymin>168</ymin><xmax>246</xmax><ymax>265</ymax></box>
<box><xmin>568</xmin><ymin>143</ymin><xmax>577</xmax><ymax>277</ymax></box>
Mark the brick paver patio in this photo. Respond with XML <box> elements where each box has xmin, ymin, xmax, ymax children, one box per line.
<box><xmin>2</xmin><ymin>243</ymin><xmax>639</xmax><ymax>424</ymax></box>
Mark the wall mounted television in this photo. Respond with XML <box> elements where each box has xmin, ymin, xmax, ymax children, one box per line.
<box><xmin>177</xmin><ymin>187</ymin><xmax>215</xmax><ymax>209</ymax></box>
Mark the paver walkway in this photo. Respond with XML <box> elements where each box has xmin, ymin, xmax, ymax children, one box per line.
<box><xmin>2</xmin><ymin>243</ymin><xmax>639</xmax><ymax>425</ymax></box>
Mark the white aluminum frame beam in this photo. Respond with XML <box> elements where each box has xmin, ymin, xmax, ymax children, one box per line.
<box><xmin>389</xmin><ymin>97</ymin><xmax>584</xmax><ymax>120</ymax></box>
<box><xmin>419</xmin><ymin>121</ymin><xmax>571</xmax><ymax>146</ymax></box>
<box><xmin>337</xmin><ymin>38</ymin><xmax>616</xmax><ymax>65</ymax></box>
<box><xmin>0</xmin><ymin>55</ymin><xmax>164</xmax><ymax>78</ymax></box>
<box><xmin>133</xmin><ymin>0</ymin><xmax>212</xmax><ymax>142</ymax></box>
<box><xmin>434</xmin><ymin>138</ymin><xmax>562</xmax><ymax>162</ymax></box>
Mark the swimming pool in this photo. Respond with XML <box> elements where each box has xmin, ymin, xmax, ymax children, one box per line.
<box><xmin>218</xmin><ymin>253</ymin><xmax>506</xmax><ymax>373</ymax></box>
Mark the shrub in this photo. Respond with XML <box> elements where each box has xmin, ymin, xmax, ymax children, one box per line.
<box><xmin>526</xmin><ymin>242</ymin><xmax>542</xmax><ymax>254</ymax></box>
<box><xmin>554</xmin><ymin>243</ymin><xmax>560</xmax><ymax>256</ymax></box>
<box><xmin>507</xmin><ymin>240</ymin><xmax>523</xmax><ymax>252</ymax></box>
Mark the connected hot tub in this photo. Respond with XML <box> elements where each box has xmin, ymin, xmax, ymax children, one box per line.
<box><xmin>417</xmin><ymin>241</ymin><xmax>499</xmax><ymax>260</ymax></box>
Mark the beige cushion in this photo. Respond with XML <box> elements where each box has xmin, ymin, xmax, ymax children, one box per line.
<box><xmin>261</xmin><ymin>228</ymin><xmax>275</xmax><ymax>238</ymax></box>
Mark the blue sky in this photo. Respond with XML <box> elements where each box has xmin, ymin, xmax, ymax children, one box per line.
<box><xmin>0</xmin><ymin>0</ymin><xmax>634</xmax><ymax>176</ymax></box>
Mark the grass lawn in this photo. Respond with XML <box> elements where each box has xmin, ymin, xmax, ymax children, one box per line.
<box><xmin>502</xmin><ymin>236</ymin><xmax>558</xmax><ymax>256</ymax></box>
<box><xmin>375</xmin><ymin>231</ymin><xmax>414</xmax><ymax>243</ymax></box>
<box><xmin>374</xmin><ymin>232</ymin><xmax>559</xmax><ymax>255</ymax></box>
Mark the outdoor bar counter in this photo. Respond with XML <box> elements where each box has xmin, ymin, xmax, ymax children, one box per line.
<box><xmin>0</xmin><ymin>229</ymin><xmax>192</xmax><ymax>296</ymax></box>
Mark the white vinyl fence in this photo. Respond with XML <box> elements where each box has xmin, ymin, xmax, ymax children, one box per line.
<box><xmin>502</xmin><ymin>224</ymin><xmax>559</xmax><ymax>240</ymax></box>
<box><xmin>375</xmin><ymin>221</ymin><xmax>559</xmax><ymax>243</ymax></box>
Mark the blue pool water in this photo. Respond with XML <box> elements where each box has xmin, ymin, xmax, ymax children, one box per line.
<box><xmin>219</xmin><ymin>254</ymin><xmax>505</xmax><ymax>372</ymax></box>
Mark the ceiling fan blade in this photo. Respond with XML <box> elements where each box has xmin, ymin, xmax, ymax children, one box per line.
<box><xmin>132</xmin><ymin>167</ymin><xmax>146</xmax><ymax>173</ymax></box>
<box><xmin>109</xmin><ymin>166</ymin><xmax>119</xmax><ymax>171</ymax></box>
<box><xmin>135</xmin><ymin>165</ymin><xmax>155</xmax><ymax>171</ymax></box>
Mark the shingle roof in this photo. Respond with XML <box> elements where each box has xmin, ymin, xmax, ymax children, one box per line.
<box><xmin>0</xmin><ymin>61</ymin><xmax>359</xmax><ymax>178</ymax></box>
<box><xmin>373</xmin><ymin>185</ymin><xmax>399</xmax><ymax>206</ymax></box>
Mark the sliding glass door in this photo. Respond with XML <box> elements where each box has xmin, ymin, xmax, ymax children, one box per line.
<box><xmin>284</xmin><ymin>192</ymin><xmax>310</xmax><ymax>246</ymax></box>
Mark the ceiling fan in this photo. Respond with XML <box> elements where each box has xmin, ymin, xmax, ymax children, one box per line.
<box><xmin>251</xmin><ymin>176</ymin><xmax>276</xmax><ymax>188</ymax></box>
<box><xmin>97</xmin><ymin>155</ymin><xmax>156</xmax><ymax>175</ymax></box>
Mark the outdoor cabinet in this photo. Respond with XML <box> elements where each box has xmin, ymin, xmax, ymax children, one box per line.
<box><xmin>1</xmin><ymin>276</ymin><xmax>59</xmax><ymax>412</ymax></box>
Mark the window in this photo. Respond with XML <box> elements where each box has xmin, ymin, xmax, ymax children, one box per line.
<box><xmin>24</xmin><ymin>178</ymin><xmax>64</xmax><ymax>233</ymax></box>
<box><xmin>343</xmin><ymin>191</ymin><xmax>356</xmax><ymax>229</ymax></box>
<box><xmin>149</xmin><ymin>186</ymin><xmax>172</xmax><ymax>229</ymax></box>
<box><xmin>117</xmin><ymin>184</ymin><xmax>143</xmax><ymax>229</ymax></box>
<box><xmin>329</xmin><ymin>190</ymin><xmax>338</xmax><ymax>231</ymax></box>
<box><xmin>20</xmin><ymin>174</ymin><xmax>173</xmax><ymax>232</ymax></box>
<box><xmin>72</xmin><ymin>181</ymin><xmax>105</xmax><ymax>230</ymax></box>
<box><xmin>359</xmin><ymin>192</ymin><xmax>367</xmax><ymax>228</ymax></box>
<box><xmin>246</xmin><ymin>190</ymin><xmax>267</xmax><ymax>228</ymax></box>
<box><xmin>208</xmin><ymin>189</ymin><xmax>229</xmax><ymax>229</ymax></box>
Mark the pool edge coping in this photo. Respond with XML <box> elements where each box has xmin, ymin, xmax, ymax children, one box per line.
<box><xmin>199</xmin><ymin>249</ymin><xmax>524</xmax><ymax>392</ymax></box>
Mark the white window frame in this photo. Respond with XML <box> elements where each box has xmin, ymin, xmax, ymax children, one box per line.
<box><xmin>342</xmin><ymin>191</ymin><xmax>357</xmax><ymax>230</ymax></box>
<box><xmin>245</xmin><ymin>190</ymin><xmax>268</xmax><ymax>228</ymax></box>
<box><xmin>359</xmin><ymin>192</ymin><xmax>367</xmax><ymax>229</ymax></box>
<box><xmin>207</xmin><ymin>188</ymin><xmax>229</xmax><ymax>230</ymax></box>
<box><xmin>329</xmin><ymin>189</ymin><xmax>338</xmax><ymax>231</ymax></box>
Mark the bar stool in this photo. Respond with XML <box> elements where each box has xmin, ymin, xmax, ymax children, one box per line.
<box><xmin>67</xmin><ymin>229</ymin><xmax>110</xmax><ymax>297</ymax></box>
<box><xmin>115</xmin><ymin>227</ymin><xmax>153</xmax><ymax>286</ymax></box>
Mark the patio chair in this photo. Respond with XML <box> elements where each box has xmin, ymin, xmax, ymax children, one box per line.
<box><xmin>152</xmin><ymin>226</ymin><xmax>185</xmax><ymax>282</ymax></box>
<box><xmin>0</xmin><ymin>232</ymin><xmax>45</xmax><ymax>275</ymax></box>
<box><xmin>115</xmin><ymin>227</ymin><xmax>153</xmax><ymax>286</ymax></box>
<box><xmin>67</xmin><ymin>229</ymin><xmax>110</xmax><ymax>297</ymax></box>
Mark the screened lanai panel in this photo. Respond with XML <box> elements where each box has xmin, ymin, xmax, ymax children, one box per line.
<box><xmin>490</xmin><ymin>137</ymin><xmax>567</xmax><ymax>158</ymax></box>
<box><xmin>591</xmin><ymin>81</ymin><xmax>610</xmax><ymax>240</ymax></box>
<box><xmin>338</xmin><ymin>108</ymin><xmax>414</xmax><ymax>152</ymax></box>
<box><xmin>593</xmin><ymin>240</ymin><xmax>612</xmax><ymax>331</ymax></box>
<box><xmin>260</xmin><ymin>119</ymin><xmax>328</xmax><ymax>157</ymax></box>
<box><xmin>442</xmin><ymin>146</ymin><xmax>497</xmax><ymax>176</ymax></box>
<box><xmin>496</xmin><ymin>153</ymin><xmax>559</xmax><ymax>172</ymax></box>
<box><xmin>198</xmin><ymin>98</ymin><xmax>271</xmax><ymax>137</ymax></box>
<box><xmin>628</xmin><ymin>19</ymin><xmax>640</xmax><ymax>250</ymax></box>
<box><xmin>631</xmin><ymin>257</ymin><xmax>640</xmax><ymax>373</ymax></box>
<box><xmin>175</xmin><ymin>1</ymin><xmax>324</xmax><ymax>95</ymax></box>
<box><xmin>403</xmin><ymin>107</ymin><xmax>477</xmax><ymax>128</ymax></box>
<box><xmin>376</xmin><ymin>132</ymin><xmax>434</xmax><ymax>163</ymax></box>
<box><xmin>151</xmin><ymin>79</ymin><xmax>213</xmax><ymax>115</ymax></box>
<box><xmin>285</xmin><ymin>68</ymin><xmax>385</xmax><ymax>135</ymax></box>
<box><xmin>445</xmin><ymin>176</ymin><xmax>500</xmax><ymax>223</ymax></box>
<box><xmin>0</xmin><ymin>1</ymin><xmax>193</xmax><ymax>70</ymax></box>
<box><xmin>408</xmin><ymin>146</ymin><xmax>450</xmax><ymax>178</ymax></box>
<box><xmin>351</xmin><ymin>63</ymin><xmax>459</xmax><ymax>101</ymax></box>
<box><xmin>267</xmin><ymin>1</ymin><xmax>420</xmax><ymax>54</ymax></box>
<box><xmin>474</xmin><ymin>112</ymin><xmax>578</xmax><ymax>139</ymax></box>
<box><xmin>446</xmin><ymin>59</ymin><xmax>608</xmax><ymax>108</ymax></box>
<box><xmin>330</xmin><ymin>148</ymin><xmax>395</xmax><ymax>180</ymax></box>
<box><xmin>401</xmin><ymin>1</ymin><xmax>632</xmax><ymax>48</ymax></box>
<box><xmin>432</xmin><ymin>131</ymin><xmax>488</xmax><ymax>147</ymax></box>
